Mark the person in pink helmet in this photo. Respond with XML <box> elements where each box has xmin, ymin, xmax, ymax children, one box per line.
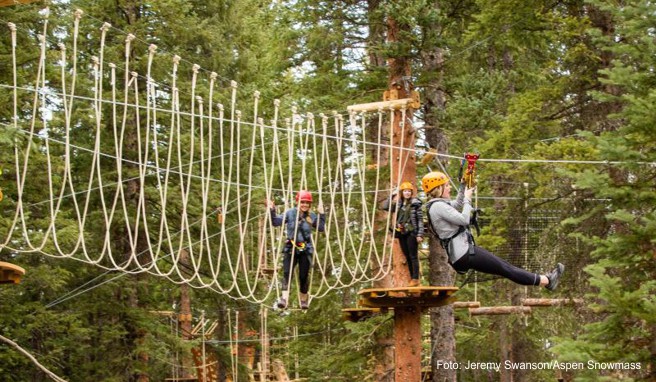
<box><xmin>268</xmin><ymin>190</ymin><xmax>325</xmax><ymax>309</ymax></box>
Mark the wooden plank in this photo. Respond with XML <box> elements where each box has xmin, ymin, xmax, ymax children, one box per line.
<box><xmin>347</xmin><ymin>98</ymin><xmax>415</xmax><ymax>113</ymax></box>
<box><xmin>468</xmin><ymin>306</ymin><xmax>532</xmax><ymax>316</ymax></box>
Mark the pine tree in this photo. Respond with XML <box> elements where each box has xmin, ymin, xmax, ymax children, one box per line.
<box><xmin>553</xmin><ymin>1</ymin><xmax>656</xmax><ymax>380</ymax></box>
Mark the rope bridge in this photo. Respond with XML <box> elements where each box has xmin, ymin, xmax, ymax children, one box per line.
<box><xmin>0</xmin><ymin>9</ymin><xmax>411</xmax><ymax>304</ymax></box>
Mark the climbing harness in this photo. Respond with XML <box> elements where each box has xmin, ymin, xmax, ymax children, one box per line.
<box><xmin>425</xmin><ymin>199</ymin><xmax>476</xmax><ymax>269</ymax></box>
<box><xmin>459</xmin><ymin>153</ymin><xmax>480</xmax><ymax>188</ymax></box>
<box><xmin>287</xmin><ymin>240</ymin><xmax>307</xmax><ymax>251</ymax></box>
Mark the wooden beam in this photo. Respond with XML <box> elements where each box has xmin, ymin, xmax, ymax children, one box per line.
<box><xmin>452</xmin><ymin>301</ymin><xmax>481</xmax><ymax>309</ymax></box>
<box><xmin>347</xmin><ymin>98</ymin><xmax>415</xmax><ymax>113</ymax></box>
<box><xmin>521</xmin><ymin>298</ymin><xmax>584</xmax><ymax>307</ymax></box>
<box><xmin>468</xmin><ymin>306</ymin><xmax>532</xmax><ymax>316</ymax></box>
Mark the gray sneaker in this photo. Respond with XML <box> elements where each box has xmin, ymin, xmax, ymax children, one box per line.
<box><xmin>545</xmin><ymin>263</ymin><xmax>565</xmax><ymax>291</ymax></box>
<box><xmin>276</xmin><ymin>298</ymin><xmax>287</xmax><ymax>309</ymax></box>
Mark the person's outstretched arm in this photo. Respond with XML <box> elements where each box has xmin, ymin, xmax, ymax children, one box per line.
<box><xmin>314</xmin><ymin>203</ymin><xmax>326</xmax><ymax>232</ymax></box>
<box><xmin>267</xmin><ymin>200</ymin><xmax>284</xmax><ymax>226</ymax></box>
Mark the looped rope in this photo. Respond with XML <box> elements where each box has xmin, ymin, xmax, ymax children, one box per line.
<box><xmin>1</xmin><ymin>15</ymin><xmax>399</xmax><ymax>305</ymax></box>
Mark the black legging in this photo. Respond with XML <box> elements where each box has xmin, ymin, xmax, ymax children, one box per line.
<box><xmin>281</xmin><ymin>246</ymin><xmax>312</xmax><ymax>293</ymax></box>
<box><xmin>451</xmin><ymin>246</ymin><xmax>540</xmax><ymax>286</ymax></box>
<box><xmin>397</xmin><ymin>233</ymin><xmax>420</xmax><ymax>279</ymax></box>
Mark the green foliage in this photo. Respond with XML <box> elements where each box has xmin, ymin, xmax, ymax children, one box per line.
<box><xmin>1</xmin><ymin>0</ymin><xmax>655</xmax><ymax>380</ymax></box>
<box><xmin>548</xmin><ymin>1</ymin><xmax>656</xmax><ymax>380</ymax></box>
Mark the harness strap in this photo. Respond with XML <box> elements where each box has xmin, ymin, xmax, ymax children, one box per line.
<box><xmin>437</xmin><ymin>225</ymin><xmax>466</xmax><ymax>252</ymax></box>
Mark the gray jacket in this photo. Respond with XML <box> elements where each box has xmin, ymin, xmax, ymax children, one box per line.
<box><xmin>427</xmin><ymin>186</ymin><xmax>473</xmax><ymax>264</ymax></box>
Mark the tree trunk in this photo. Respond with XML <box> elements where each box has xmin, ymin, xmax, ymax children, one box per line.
<box><xmin>499</xmin><ymin>317</ymin><xmax>512</xmax><ymax>382</ymax></box>
<box><xmin>119</xmin><ymin>111</ymin><xmax>150</xmax><ymax>382</ymax></box>
<box><xmin>387</xmin><ymin>11</ymin><xmax>421</xmax><ymax>382</ymax></box>
<box><xmin>420</xmin><ymin>5</ymin><xmax>456</xmax><ymax>380</ymax></box>
<box><xmin>429</xmin><ymin>241</ymin><xmax>456</xmax><ymax>382</ymax></box>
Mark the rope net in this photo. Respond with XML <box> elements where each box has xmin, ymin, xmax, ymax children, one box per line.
<box><xmin>0</xmin><ymin>10</ymin><xmax>407</xmax><ymax>303</ymax></box>
<box><xmin>459</xmin><ymin>208</ymin><xmax>565</xmax><ymax>285</ymax></box>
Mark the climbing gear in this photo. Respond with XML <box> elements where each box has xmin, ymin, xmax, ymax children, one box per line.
<box><xmin>470</xmin><ymin>207</ymin><xmax>482</xmax><ymax>236</ymax></box>
<box><xmin>421</xmin><ymin>171</ymin><xmax>449</xmax><ymax>194</ymax></box>
<box><xmin>396</xmin><ymin>204</ymin><xmax>414</xmax><ymax>232</ymax></box>
<box><xmin>459</xmin><ymin>153</ymin><xmax>480</xmax><ymax>188</ymax></box>
<box><xmin>399</xmin><ymin>181</ymin><xmax>413</xmax><ymax>191</ymax></box>
<box><xmin>546</xmin><ymin>263</ymin><xmax>565</xmax><ymax>291</ymax></box>
<box><xmin>287</xmin><ymin>240</ymin><xmax>307</xmax><ymax>250</ymax></box>
<box><xmin>295</xmin><ymin>190</ymin><xmax>313</xmax><ymax>203</ymax></box>
<box><xmin>425</xmin><ymin>199</ymin><xmax>476</xmax><ymax>268</ymax></box>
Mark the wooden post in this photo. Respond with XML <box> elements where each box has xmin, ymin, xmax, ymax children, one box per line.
<box><xmin>178</xmin><ymin>249</ymin><xmax>195</xmax><ymax>379</ymax></box>
<box><xmin>357</xmin><ymin>287</ymin><xmax>457</xmax><ymax>382</ymax></box>
<box><xmin>394</xmin><ymin>307</ymin><xmax>422</xmax><ymax>381</ymax></box>
<box><xmin>386</xmin><ymin>11</ymin><xmax>422</xmax><ymax>382</ymax></box>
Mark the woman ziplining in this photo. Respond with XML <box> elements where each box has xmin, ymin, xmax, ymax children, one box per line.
<box><xmin>268</xmin><ymin>190</ymin><xmax>325</xmax><ymax>309</ymax></box>
<box><xmin>422</xmin><ymin>171</ymin><xmax>565</xmax><ymax>290</ymax></box>
<box><xmin>381</xmin><ymin>181</ymin><xmax>424</xmax><ymax>287</ymax></box>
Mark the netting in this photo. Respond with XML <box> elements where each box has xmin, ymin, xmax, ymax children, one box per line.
<box><xmin>459</xmin><ymin>207</ymin><xmax>565</xmax><ymax>285</ymax></box>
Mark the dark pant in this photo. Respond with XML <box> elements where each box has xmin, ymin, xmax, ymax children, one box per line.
<box><xmin>397</xmin><ymin>233</ymin><xmax>420</xmax><ymax>279</ymax></box>
<box><xmin>281</xmin><ymin>246</ymin><xmax>312</xmax><ymax>293</ymax></box>
<box><xmin>452</xmin><ymin>246</ymin><xmax>540</xmax><ymax>286</ymax></box>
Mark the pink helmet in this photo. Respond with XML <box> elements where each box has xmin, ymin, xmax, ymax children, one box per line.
<box><xmin>295</xmin><ymin>190</ymin><xmax>313</xmax><ymax>203</ymax></box>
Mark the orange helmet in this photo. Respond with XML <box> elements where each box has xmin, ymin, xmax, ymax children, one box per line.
<box><xmin>295</xmin><ymin>190</ymin><xmax>313</xmax><ymax>203</ymax></box>
<box><xmin>421</xmin><ymin>171</ymin><xmax>449</xmax><ymax>193</ymax></box>
<box><xmin>399</xmin><ymin>181</ymin><xmax>414</xmax><ymax>191</ymax></box>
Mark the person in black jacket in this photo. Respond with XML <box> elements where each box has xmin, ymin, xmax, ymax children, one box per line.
<box><xmin>382</xmin><ymin>181</ymin><xmax>424</xmax><ymax>286</ymax></box>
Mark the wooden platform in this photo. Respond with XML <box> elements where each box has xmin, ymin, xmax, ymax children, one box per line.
<box><xmin>0</xmin><ymin>0</ymin><xmax>38</xmax><ymax>6</ymax></box>
<box><xmin>341</xmin><ymin>307</ymin><xmax>387</xmax><ymax>322</ymax></box>
<box><xmin>358</xmin><ymin>286</ymin><xmax>458</xmax><ymax>309</ymax></box>
<box><xmin>0</xmin><ymin>261</ymin><xmax>25</xmax><ymax>284</ymax></box>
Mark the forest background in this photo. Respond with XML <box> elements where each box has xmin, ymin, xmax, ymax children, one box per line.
<box><xmin>0</xmin><ymin>0</ymin><xmax>654</xmax><ymax>381</ymax></box>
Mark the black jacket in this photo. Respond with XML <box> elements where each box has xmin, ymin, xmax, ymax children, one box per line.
<box><xmin>381</xmin><ymin>196</ymin><xmax>424</xmax><ymax>237</ymax></box>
